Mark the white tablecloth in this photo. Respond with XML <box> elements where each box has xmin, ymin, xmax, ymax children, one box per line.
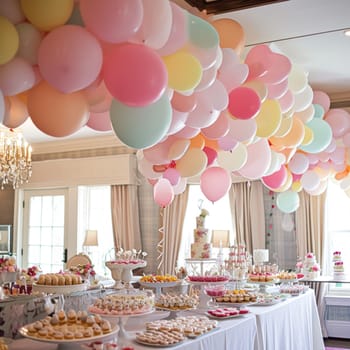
<box><xmin>248</xmin><ymin>289</ymin><xmax>325</xmax><ymax>350</ymax></box>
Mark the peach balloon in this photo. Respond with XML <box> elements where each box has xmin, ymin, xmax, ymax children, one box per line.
<box><xmin>2</xmin><ymin>95</ymin><xmax>28</xmax><ymax>128</ymax></box>
<box><xmin>27</xmin><ymin>81</ymin><xmax>89</xmax><ymax>137</ymax></box>
<box><xmin>176</xmin><ymin>148</ymin><xmax>207</xmax><ymax>177</ymax></box>
<box><xmin>190</xmin><ymin>134</ymin><xmax>205</xmax><ymax>149</ymax></box>
<box><xmin>270</xmin><ymin>117</ymin><xmax>305</xmax><ymax>148</ymax></box>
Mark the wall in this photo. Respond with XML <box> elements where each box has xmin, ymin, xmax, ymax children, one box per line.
<box><xmin>0</xmin><ymin>187</ymin><xmax>14</xmax><ymax>225</ymax></box>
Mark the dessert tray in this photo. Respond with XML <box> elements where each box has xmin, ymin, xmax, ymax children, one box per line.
<box><xmin>216</xmin><ymin>301</ymin><xmax>257</xmax><ymax>308</ymax></box>
<box><xmin>206</xmin><ymin>308</ymin><xmax>250</xmax><ymax>320</ymax></box>
<box><xmin>32</xmin><ymin>282</ymin><xmax>88</xmax><ymax>295</ymax></box>
<box><xmin>139</xmin><ymin>281</ymin><xmax>181</xmax><ymax>288</ymax></box>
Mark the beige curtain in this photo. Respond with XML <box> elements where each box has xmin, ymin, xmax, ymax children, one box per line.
<box><xmin>295</xmin><ymin>190</ymin><xmax>328</xmax><ymax>337</ymax></box>
<box><xmin>160</xmin><ymin>186</ymin><xmax>189</xmax><ymax>275</ymax></box>
<box><xmin>229</xmin><ymin>181</ymin><xmax>266</xmax><ymax>252</ymax></box>
<box><xmin>110</xmin><ymin>185</ymin><xmax>142</xmax><ymax>251</ymax></box>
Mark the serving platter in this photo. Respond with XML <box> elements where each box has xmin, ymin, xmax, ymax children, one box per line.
<box><xmin>205</xmin><ymin>312</ymin><xmax>245</xmax><ymax>320</ymax></box>
<box><xmin>32</xmin><ymin>282</ymin><xmax>88</xmax><ymax>295</ymax></box>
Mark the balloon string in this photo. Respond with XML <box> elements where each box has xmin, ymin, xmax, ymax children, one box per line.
<box><xmin>156</xmin><ymin>207</ymin><xmax>165</xmax><ymax>274</ymax></box>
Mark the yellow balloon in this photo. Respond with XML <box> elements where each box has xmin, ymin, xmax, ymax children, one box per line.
<box><xmin>20</xmin><ymin>0</ymin><xmax>74</xmax><ymax>31</ymax></box>
<box><xmin>255</xmin><ymin>99</ymin><xmax>282</xmax><ymax>138</ymax></box>
<box><xmin>274</xmin><ymin>115</ymin><xmax>293</xmax><ymax>137</ymax></box>
<box><xmin>176</xmin><ymin>148</ymin><xmax>207</xmax><ymax>177</ymax></box>
<box><xmin>0</xmin><ymin>15</ymin><xmax>19</xmax><ymax>64</ymax></box>
<box><xmin>291</xmin><ymin>181</ymin><xmax>302</xmax><ymax>192</ymax></box>
<box><xmin>163</xmin><ymin>51</ymin><xmax>202</xmax><ymax>92</ymax></box>
<box><xmin>301</xmin><ymin>125</ymin><xmax>314</xmax><ymax>145</ymax></box>
<box><xmin>243</xmin><ymin>81</ymin><xmax>268</xmax><ymax>103</ymax></box>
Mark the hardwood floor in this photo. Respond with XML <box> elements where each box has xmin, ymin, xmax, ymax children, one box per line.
<box><xmin>325</xmin><ymin>337</ymin><xmax>350</xmax><ymax>349</ymax></box>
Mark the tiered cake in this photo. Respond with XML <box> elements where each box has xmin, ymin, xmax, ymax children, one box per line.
<box><xmin>333</xmin><ymin>251</ymin><xmax>345</xmax><ymax>279</ymax></box>
<box><xmin>299</xmin><ymin>252</ymin><xmax>321</xmax><ymax>279</ymax></box>
<box><xmin>190</xmin><ymin>209</ymin><xmax>212</xmax><ymax>259</ymax></box>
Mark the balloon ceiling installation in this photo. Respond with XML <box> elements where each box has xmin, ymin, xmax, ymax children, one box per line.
<box><xmin>1</xmin><ymin>0</ymin><xmax>350</xmax><ymax>212</ymax></box>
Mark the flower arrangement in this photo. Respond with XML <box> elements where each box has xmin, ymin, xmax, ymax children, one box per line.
<box><xmin>200</xmin><ymin>208</ymin><xmax>209</xmax><ymax>218</ymax></box>
<box><xmin>69</xmin><ymin>263</ymin><xmax>96</xmax><ymax>278</ymax></box>
<box><xmin>310</xmin><ymin>264</ymin><xmax>320</xmax><ymax>272</ymax></box>
<box><xmin>21</xmin><ymin>265</ymin><xmax>41</xmax><ymax>282</ymax></box>
<box><xmin>0</xmin><ymin>256</ymin><xmax>18</xmax><ymax>272</ymax></box>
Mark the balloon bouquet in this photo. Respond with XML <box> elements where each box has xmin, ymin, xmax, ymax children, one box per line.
<box><xmin>0</xmin><ymin>0</ymin><xmax>349</xmax><ymax>213</ymax></box>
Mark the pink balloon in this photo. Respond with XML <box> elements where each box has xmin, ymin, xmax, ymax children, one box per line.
<box><xmin>343</xmin><ymin>132</ymin><xmax>350</xmax><ymax>147</ymax></box>
<box><xmin>229</xmin><ymin>118</ymin><xmax>257</xmax><ymax>143</ymax></box>
<box><xmin>167</xmin><ymin>109</ymin><xmax>188</xmax><ymax>135</ymax></box>
<box><xmin>203</xmin><ymin>147</ymin><xmax>217</xmax><ymax>166</ymax></box>
<box><xmin>313</xmin><ymin>90</ymin><xmax>330</xmax><ymax>113</ymax></box>
<box><xmin>329</xmin><ymin>147</ymin><xmax>345</xmax><ymax>165</ymax></box>
<box><xmin>38</xmin><ymin>25</ymin><xmax>103</xmax><ymax>93</ymax></box>
<box><xmin>200</xmin><ymin>166</ymin><xmax>231</xmax><ymax>203</ymax></box>
<box><xmin>288</xmin><ymin>152</ymin><xmax>309</xmax><ymax>174</ymax></box>
<box><xmin>80</xmin><ymin>0</ymin><xmax>143</xmax><ymax>43</ymax></box>
<box><xmin>238</xmin><ymin>139</ymin><xmax>271</xmax><ymax>180</ymax></box>
<box><xmin>143</xmin><ymin>137</ymin><xmax>175</xmax><ymax>165</ymax></box>
<box><xmin>204</xmin><ymin>80</ymin><xmax>228</xmax><ymax>111</ymax></box>
<box><xmin>267</xmin><ymin>78</ymin><xmax>288</xmax><ymax>99</ymax></box>
<box><xmin>171</xmin><ymin>91</ymin><xmax>197</xmax><ymax>113</ymax></box>
<box><xmin>188</xmin><ymin>44</ymin><xmax>218</xmax><ymax>70</ymax></box>
<box><xmin>173</xmin><ymin>125</ymin><xmax>200</xmax><ymax>139</ymax></box>
<box><xmin>0</xmin><ymin>0</ymin><xmax>25</xmax><ymax>24</ymax></box>
<box><xmin>86</xmin><ymin>110</ymin><xmax>112</xmax><ymax>131</ymax></box>
<box><xmin>163</xmin><ymin>167</ymin><xmax>180</xmax><ymax>186</ymax></box>
<box><xmin>262</xmin><ymin>165</ymin><xmax>287</xmax><ymax>189</ymax></box>
<box><xmin>0</xmin><ymin>57</ymin><xmax>35</xmax><ymax>96</ymax></box>
<box><xmin>259</xmin><ymin>52</ymin><xmax>292</xmax><ymax>85</ymax></box>
<box><xmin>228</xmin><ymin>87</ymin><xmax>261</xmax><ymax>119</ymax></box>
<box><xmin>194</xmin><ymin>64</ymin><xmax>217</xmax><ymax>92</ymax></box>
<box><xmin>154</xmin><ymin>178</ymin><xmax>174</xmax><ymax>207</ymax></box>
<box><xmin>89</xmin><ymin>93</ymin><xmax>113</xmax><ymax>113</ymax></box>
<box><xmin>278</xmin><ymin>89</ymin><xmax>295</xmax><ymax>113</ymax></box>
<box><xmin>138</xmin><ymin>156</ymin><xmax>161</xmax><ymax>179</ymax></box>
<box><xmin>219</xmin><ymin>63</ymin><xmax>249</xmax><ymax>93</ymax></box>
<box><xmin>2</xmin><ymin>95</ymin><xmax>28</xmax><ymax>128</ymax></box>
<box><xmin>201</xmin><ymin>111</ymin><xmax>229</xmax><ymax>139</ymax></box>
<box><xmin>157</xmin><ymin>2</ymin><xmax>187</xmax><ymax>56</ymax></box>
<box><xmin>325</xmin><ymin>109</ymin><xmax>350</xmax><ymax>138</ymax></box>
<box><xmin>173</xmin><ymin>176</ymin><xmax>187</xmax><ymax>195</ymax></box>
<box><xmin>245</xmin><ymin>45</ymin><xmax>271</xmax><ymax>81</ymax></box>
<box><xmin>218</xmin><ymin>134</ymin><xmax>238</xmax><ymax>151</ymax></box>
<box><xmin>103</xmin><ymin>43</ymin><xmax>167</xmax><ymax>107</ymax></box>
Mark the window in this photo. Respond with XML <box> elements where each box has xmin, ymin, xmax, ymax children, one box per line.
<box><xmin>177</xmin><ymin>185</ymin><xmax>235</xmax><ymax>268</ymax></box>
<box><xmin>326</xmin><ymin>179</ymin><xmax>350</xmax><ymax>293</ymax></box>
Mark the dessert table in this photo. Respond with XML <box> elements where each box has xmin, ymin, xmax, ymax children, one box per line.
<box><xmin>248</xmin><ymin>289</ymin><xmax>324</xmax><ymax>350</ymax></box>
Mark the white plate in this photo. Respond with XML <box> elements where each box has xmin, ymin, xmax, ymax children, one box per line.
<box><xmin>247</xmin><ymin>280</ymin><xmax>279</xmax><ymax>285</ymax></box>
<box><xmin>19</xmin><ymin>324</ymin><xmax>119</xmax><ymax>344</ymax></box>
<box><xmin>251</xmin><ymin>299</ymin><xmax>283</xmax><ymax>306</ymax></box>
<box><xmin>90</xmin><ymin>308</ymin><xmax>155</xmax><ymax>318</ymax></box>
<box><xmin>32</xmin><ymin>282</ymin><xmax>88</xmax><ymax>295</ymax></box>
<box><xmin>185</xmin><ymin>279</ymin><xmax>228</xmax><ymax>285</ymax></box>
<box><xmin>216</xmin><ymin>301</ymin><xmax>257</xmax><ymax>307</ymax></box>
<box><xmin>155</xmin><ymin>306</ymin><xmax>195</xmax><ymax>312</ymax></box>
<box><xmin>135</xmin><ymin>338</ymin><xmax>185</xmax><ymax>348</ymax></box>
<box><xmin>139</xmin><ymin>281</ymin><xmax>181</xmax><ymax>288</ymax></box>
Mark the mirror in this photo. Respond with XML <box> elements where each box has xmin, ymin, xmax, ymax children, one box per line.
<box><xmin>0</xmin><ymin>225</ymin><xmax>12</xmax><ymax>254</ymax></box>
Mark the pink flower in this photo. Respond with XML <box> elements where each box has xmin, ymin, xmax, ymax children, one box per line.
<box><xmin>296</xmin><ymin>262</ymin><xmax>303</xmax><ymax>268</ymax></box>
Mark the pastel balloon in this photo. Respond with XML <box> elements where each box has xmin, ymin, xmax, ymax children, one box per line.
<box><xmin>0</xmin><ymin>90</ymin><xmax>4</xmax><ymax>122</ymax></box>
<box><xmin>16</xmin><ymin>22</ymin><xmax>43</xmax><ymax>65</ymax></box>
<box><xmin>243</xmin><ymin>80</ymin><xmax>268</xmax><ymax>102</ymax></box>
<box><xmin>219</xmin><ymin>62</ymin><xmax>249</xmax><ymax>93</ymax></box>
<box><xmin>154</xmin><ymin>178</ymin><xmax>174</xmax><ymax>208</ymax></box>
<box><xmin>173</xmin><ymin>176</ymin><xmax>187</xmax><ymax>195</ymax></box>
<box><xmin>307</xmin><ymin>179</ymin><xmax>327</xmax><ymax>196</ymax></box>
<box><xmin>38</xmin><ymin>25</ymin><xmax>103</xmax><ymax>93</ymax></box>
<box><xmin>276</xmin><ymin>191</ymin><xmax>300</xmax><ymax>213</ymax></box>
<box><xmin>80</xmin><ymin>0</ymin><xmax>143</xmax><ymax>43</ymax></box>
<box><xmin>188</xmin><ymin>13</ymin><xmax>219</xmax><ymax>49</ymax></box>
<box><xmin>288</xmin><ymin>64</ymin><xmax>308</xmax><ymax>94</ymax></box>
<box><xmin>163</xmin><ymin>167</ymin><xmax>180</xmax><ymax>186</ymax></box>
<box><xmin>27</xmin><ymin>81</ymin><xmax>89</xmax><ymax>137</ymax></box>
<box><xmin>104</xmin><ymin>43</ymin><xmax>167</xmax><ymax>107</ymax></box>
<box><xmin>2</xmin><ymin>95</ymin><xmax>28</xmax><ymax>128</ymax></box>
<box><xmin>313</xmin><ymin>90</ymin><xmax>330</xmax><ymax>113</ymax></box>
<box><xmin>189</xmin><ymin>44</ymin><xmax>218</xmax><ymax>71</ymax></box>
<box><xmin>110</xmin><ymin>93</ymin><xmax>172</xmax><ymax>149</ymax></box>
<box><xmin>201</xmin><ymin>111</ymin><xmax>229</xmax><ymax>139</ymax></box>
<box><xmin>259</xmin><ymin>52</ymin><xmax>292</xmax><ymax>85</ymax></box>
<box><xmin>229</xmin><ymin>118</ymin><xmax>257</xmax><ymax>143</ymax></box>
<box><xmin>143</xmin><ymin>137</ymin><xmax>174</xmax><ymax>165</ymax></box>
<box><xmin>293</xmin><ymin>84</ymin><xmax>313</xmax><ymax>112</ymax></box>
<box><xmin>163</xmin><ymin>51</ymin><xmax>202</xmax><ymax>92</ymax></box>
<box><xmin>138</xmin><ymin>156</ymin><xmax>161</xmax><ymax>179</ymax></box>
<box><xmin>157</xmin><ymin>2</ymin><xmax>187</xmax><ymax>56</ymax></box>
<box><xmin>263</xmin><ymin>150</ymin><xmax>286</xmax><ymax>176</ymax></box>
<box><xmin>299</xmin><ymin>118</ymin><xmax>332</xmax><ymax>154</ymax></box>
<box><xmin>89</xmin><ymin>93</ymin><xmax>113</xmax><ymax>113</ymax></box>
<box><xmin>245</xmin><ymin>44</ymin><xmax>270</xmax><ymax>80</ymax></box>
<box><xmin>301</xmin><ymin>170</ymin><xmax>320</xmax><ymax>192</ymax></box>
<box><xmin>167</xmin><ymin>109</ymin><xmax>188</xmax><ymax>135</ymax></box>
<box><xmin>288</xmin><ymin>152</ymin><xmax>309</xmax><ymax>175</ymax></box>
<box><xmin>255</xmin><ymin>99</ymin><xmax>282</xmax><ymax>138</ymax></box>
<box><xmin>194</xmin><ymin>64</ymin><xmax>217</xmax><ymax>92</ymax></box>
<box><xmin>343</xmin><ymin>132</ymin><xmax>350</xmax><ymax>148</ymax></box>
<box><xmin>325</xmin><ymin>109</ymin><xmax>350</xmax><ymax>138</ymax></box>
<box><xmin>176</xmin><ymin>148</ymin><xmax>207</xmax><ymax>177</ymax></box>
<box><xmin>313</xmin><ymin>104</ymin><xmax>324</xmax><ymax>119</ymax></box>
<box><xmin>190</xmin><ymin>134</ymin><xmax>205</xmax><ymax>149</ymax></box>
<box><xmin>86</xmin><ymin>110</ymin><xmax>112</xmax><ymax>132</ymax></box>
<box><xmin>212</xmin><ymin>18</ymin><xmax>245</xmax><ymax>54</ymax></box>
<box><xmin>200</xmin><ymin>166</ymin><xmax>231</xmax><ymax>203</ymax></box>
<box><xmin>270</xmin><ymin>117</ymin><xmax>305</xmax><ymax>148</ymax></box>
<box><xmin>238</xmin><ymin>138</ymin><xmax>271</xmax><ymax>180</ymax></box>
<box><xmin>0</xmin><ymin>57</ymin><xmax>35</xmax><ymax>96</ymax></box>
<box><xmin>267</xmin><ymin>79</ymin><xmax>288</xmax><ymax>99</ymax></box>
<box><xmin>132</xmin><ymin>0</ymin><xmax>172</xmax><ymax>50</ymax></box>
<box><xmin>218</xmin><ymin>134</ymin><xmax>238</xmax><ymax>151</ymax></box>
<box><xmin>171</xmin><ymin>91</ymin><xmax>197</xmax><ymax>113</ymax></box>
<box><xmin>262</xmin><ymin>165</ymin><xmax>288</xmax><ymax>190</ymax></box>
<box><xmin>206</xmin><ymin>80</ymin><xmax>229</xmax><ymax>111</ymax></box>
<box><xmin>228</xmin><ymin>87</ymin><xmax>261</xmax><ymax>120</ymax></box>
<box><xmin>217</xmin><ymin>143</ymin><xmax>247</xmax><ymax>171</ymax></box>
<box><xmin>274</xmin><ymin>115</ymin><xmax>293</xmax><ymax>138</ymax></box>
<box><xmin>0</xmin><ymin>0</ymin><xmax>25</xmax><ymax>24</ymax></box>
<box><xmin>20</xmin><ymin>0</ymin><xmax>74</xmax><ymax>31</ymax></box>
<box><xmin>168</xmin><ymin>138</ymin><xmax>190</xmax><ymax>161</ymax></box>
<box><xmin>278</xmin><ymin>89</ymin><xmax>295</xmax><ymax>113</ymax></box>
<box><xmin>203</xmin><ymin>147</ymin><xmax>217</xmax><ymax>166</ymax></box>
<box><xmin>174</xmin><ymin>125</ymin><xmax>200</xmax><ymax>139</ymax></box>
<box><xmin>294</xmin><ymin>104</ymin><xmax>314</xmax><ymax>123</ymax></box>
<box><xmin>0</xmin><ymin>15</ymin><xmax>19</xmax><ymax>65</ymax></box>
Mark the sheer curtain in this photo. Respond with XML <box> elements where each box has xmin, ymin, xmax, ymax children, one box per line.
<box><xmin>295</xmin><ymin>190</ymin><xmax>328</xmax><ymax>337</ymax></box>
<box><xmin>229</xmin><ymin>181</ymin><xmax>266</xmax><ymax>252</ymax></box>
<box><xmin>110</xmin><ymin>185</ymin><xmax>142</xmax><ymax>251</ymax></box>
<box><xmin>160</xmin><ymin>187</ymin><xmax>189</xmax><ymax>275</ymax></box>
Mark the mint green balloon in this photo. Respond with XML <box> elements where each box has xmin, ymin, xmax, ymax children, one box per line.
<box><xmin>299</xmin><ymin>118</ymin><xmax>332</xmax><ymax>154</ymax></box>
<box><xmin>276</xmin><ymin>191</ymin><xmax>300</xmax><ymax>213</ymax></box>
<box><xmin>110</xmin><ymin>94</ymin><xmax>172</xmax><ymax>149</ymax></box>
<box><xmin>188</xmin><ymin>14</ymin><xmax>219</xmax><ymax>49</ymax></box>
<box><xmin>313</xmin><ymin>104</ymin><xmax>324</xmax><ymax>119</ymax></box>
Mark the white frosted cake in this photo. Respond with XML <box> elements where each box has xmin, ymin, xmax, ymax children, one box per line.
<box><xmin>301</xmin><ymin>252</ymin><xmax>320</xmax><ymax>279</ymax></box>
<box><xmin>333</xmin><ymin>251</ymin><xmax>345</xmax><ymax>279</ymax></box>
<box><xmin>191</xmin><ymin>209</ymin><xmax>212</xmax><ymax>259</ymax></box>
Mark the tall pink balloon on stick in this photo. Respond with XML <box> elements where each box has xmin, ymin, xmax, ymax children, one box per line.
<box><xmin>103</xmin><ymin>43</ymin><xmax>168</xmax><ymax>107</ymax></box>
<box><xmin>200</xmin><ymin>166</ymin><xmax>231</xmax><ymax>203</ymax></box>
<box><xmin>80</xmin><ymin>0</ymin><xmax>143</xmax><ymax>43</ymax></box>
<box><xmin>154</xmin><ymin>178</ymin><xmax>174</xmax><ymax>208</ymax></box>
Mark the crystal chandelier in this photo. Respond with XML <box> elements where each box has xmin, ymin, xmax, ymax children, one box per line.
<box><xmin>0</xmin><ymin>128</ymin><xmax>32</xmax><ymax>190</ymax></box>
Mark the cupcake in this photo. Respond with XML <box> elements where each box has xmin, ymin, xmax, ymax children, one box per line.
<box><xmin>67</xmin><ymin>309</ymin><xmax>77</xmax><ymax>323</ymax></box>
<box><xmin>101</xmin><ymin>320</ymin><xmax>112</xmax><ymax>334</ymax></box>
<box><xmin>57</xmin><ymin>310</ymin><xmax>67</xmax><ymax>324</ymax></box>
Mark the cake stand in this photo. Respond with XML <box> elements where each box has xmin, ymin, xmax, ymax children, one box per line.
<box><xmin>105</xmin><ymin>260</ymin><xmax>146</xmax><ymax>289</ymax></box>
<box><xmin>248</xmin><ymin>280</ymin><xmax>279</xmax><ymax>294</ymax></box>
<box><xmin>139</xmin><ymin>280</ymin><xmax>181</xmax><ymax>297</ymax></box>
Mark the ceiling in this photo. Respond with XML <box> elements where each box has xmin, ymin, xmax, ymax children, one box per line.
<box><xmin>5</xmin><ymin>0</ymin><xmax>350</xmax><ymax>147</ymax></box>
